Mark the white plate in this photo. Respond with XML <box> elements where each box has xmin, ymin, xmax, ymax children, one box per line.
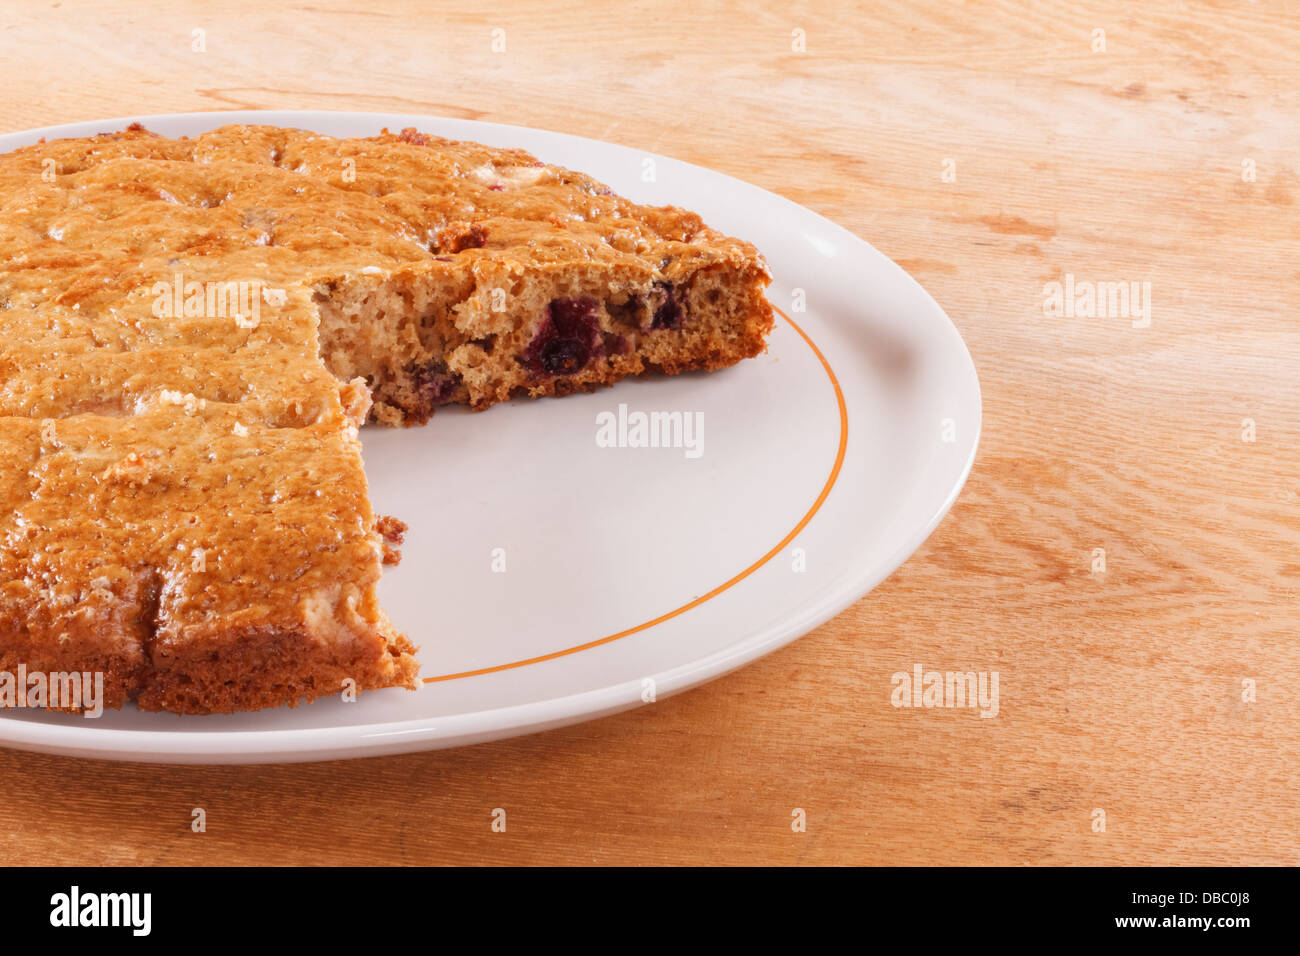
<box><xmin>0</xmin><ymin>110</ymin><xmax>980</xmax><ymax>763</ymax></box>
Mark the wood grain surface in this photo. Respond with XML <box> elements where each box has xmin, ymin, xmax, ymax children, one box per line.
<box><xmin>1</xmin><ymin>0</ymin><xmax>1296</xmax><ymax>866</ymax></box>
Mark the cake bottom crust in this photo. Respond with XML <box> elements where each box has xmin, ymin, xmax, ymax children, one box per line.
<box><xmin>0</xmin><ymin>629</ymin><xmax>418</xmax><ymax>717</ymax></box>
<box><xmin>136</xmin><ymin>627</ymin><xmax>419</xmax><ymax>716</ymax></box>
<box><xmin>0</xmin><ymin>645</ymin><xmax>144</xmax><ymax>714</ymax></box>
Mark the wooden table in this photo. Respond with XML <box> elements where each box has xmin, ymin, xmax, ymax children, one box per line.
<box><xmin>1</xmin><ymin>0</ymin><xmax>1295</xmax><ymax>866</ymax></box>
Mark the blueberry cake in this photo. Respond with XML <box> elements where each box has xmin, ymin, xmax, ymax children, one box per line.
<box><xmin>0</xmin><ymin>123</ymin><xmax>774</xmax><ymax>715</ymax></box>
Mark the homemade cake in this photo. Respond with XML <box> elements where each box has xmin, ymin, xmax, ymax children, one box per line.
<box><xmin>0</xmin><ymin>123</ymin><xmax>774</xmax><ymax>715</ymax></box>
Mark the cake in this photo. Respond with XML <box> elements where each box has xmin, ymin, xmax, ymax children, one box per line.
<box><xmin>0</xmin><ymin>123</ymin><xmax>774</xmax><ymax>715</ymax></box>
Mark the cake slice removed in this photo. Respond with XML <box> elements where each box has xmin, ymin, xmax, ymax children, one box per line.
<box><xmin>0</xmin><ymin>122</ymin><xmax>774</xmax><ymax>715</ymax></box>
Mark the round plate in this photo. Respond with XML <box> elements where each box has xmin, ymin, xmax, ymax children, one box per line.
<box><xmin>0</xmin><ymin>110</ymin><xmax>981</xmax><ymax>763</ymax></box>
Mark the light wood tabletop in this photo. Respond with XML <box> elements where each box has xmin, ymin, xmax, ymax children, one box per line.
<box><xmin>1</xmin><ymin>0</ymin><xmax>1296</xmax><ymax>866</ymax></box>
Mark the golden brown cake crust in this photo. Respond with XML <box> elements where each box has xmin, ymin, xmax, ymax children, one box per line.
<box><xmin>0</xmin><ymin>122</ymin><xmax>773</xmax><ymax>715</ymax></box>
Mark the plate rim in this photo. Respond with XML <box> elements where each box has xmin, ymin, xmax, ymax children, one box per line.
<box><xmin>0</xmin><ymin>109</ymin><xmax>982</xmax><ymax>763</ymax></box>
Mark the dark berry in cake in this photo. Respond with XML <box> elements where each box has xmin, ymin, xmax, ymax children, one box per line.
<box><xmin>651</xmin><ymin>281</ymin><xmax>683</xmax><ymax>330</ymax></box>
<box><xmin>407</xmin><ymin>360</ymin><xmax>459</xmax><ymax>406</ymax></box>
<box><xmin>524</xmin><ymin>297</ymin><xmax>605</xmax><ymax>375</ymax></box>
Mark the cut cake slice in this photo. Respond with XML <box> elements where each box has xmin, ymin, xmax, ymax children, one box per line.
<box><xmin>0</xmin><ymin>123</ymin><xmax>774</xmax><ymax>714</ymax></box>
